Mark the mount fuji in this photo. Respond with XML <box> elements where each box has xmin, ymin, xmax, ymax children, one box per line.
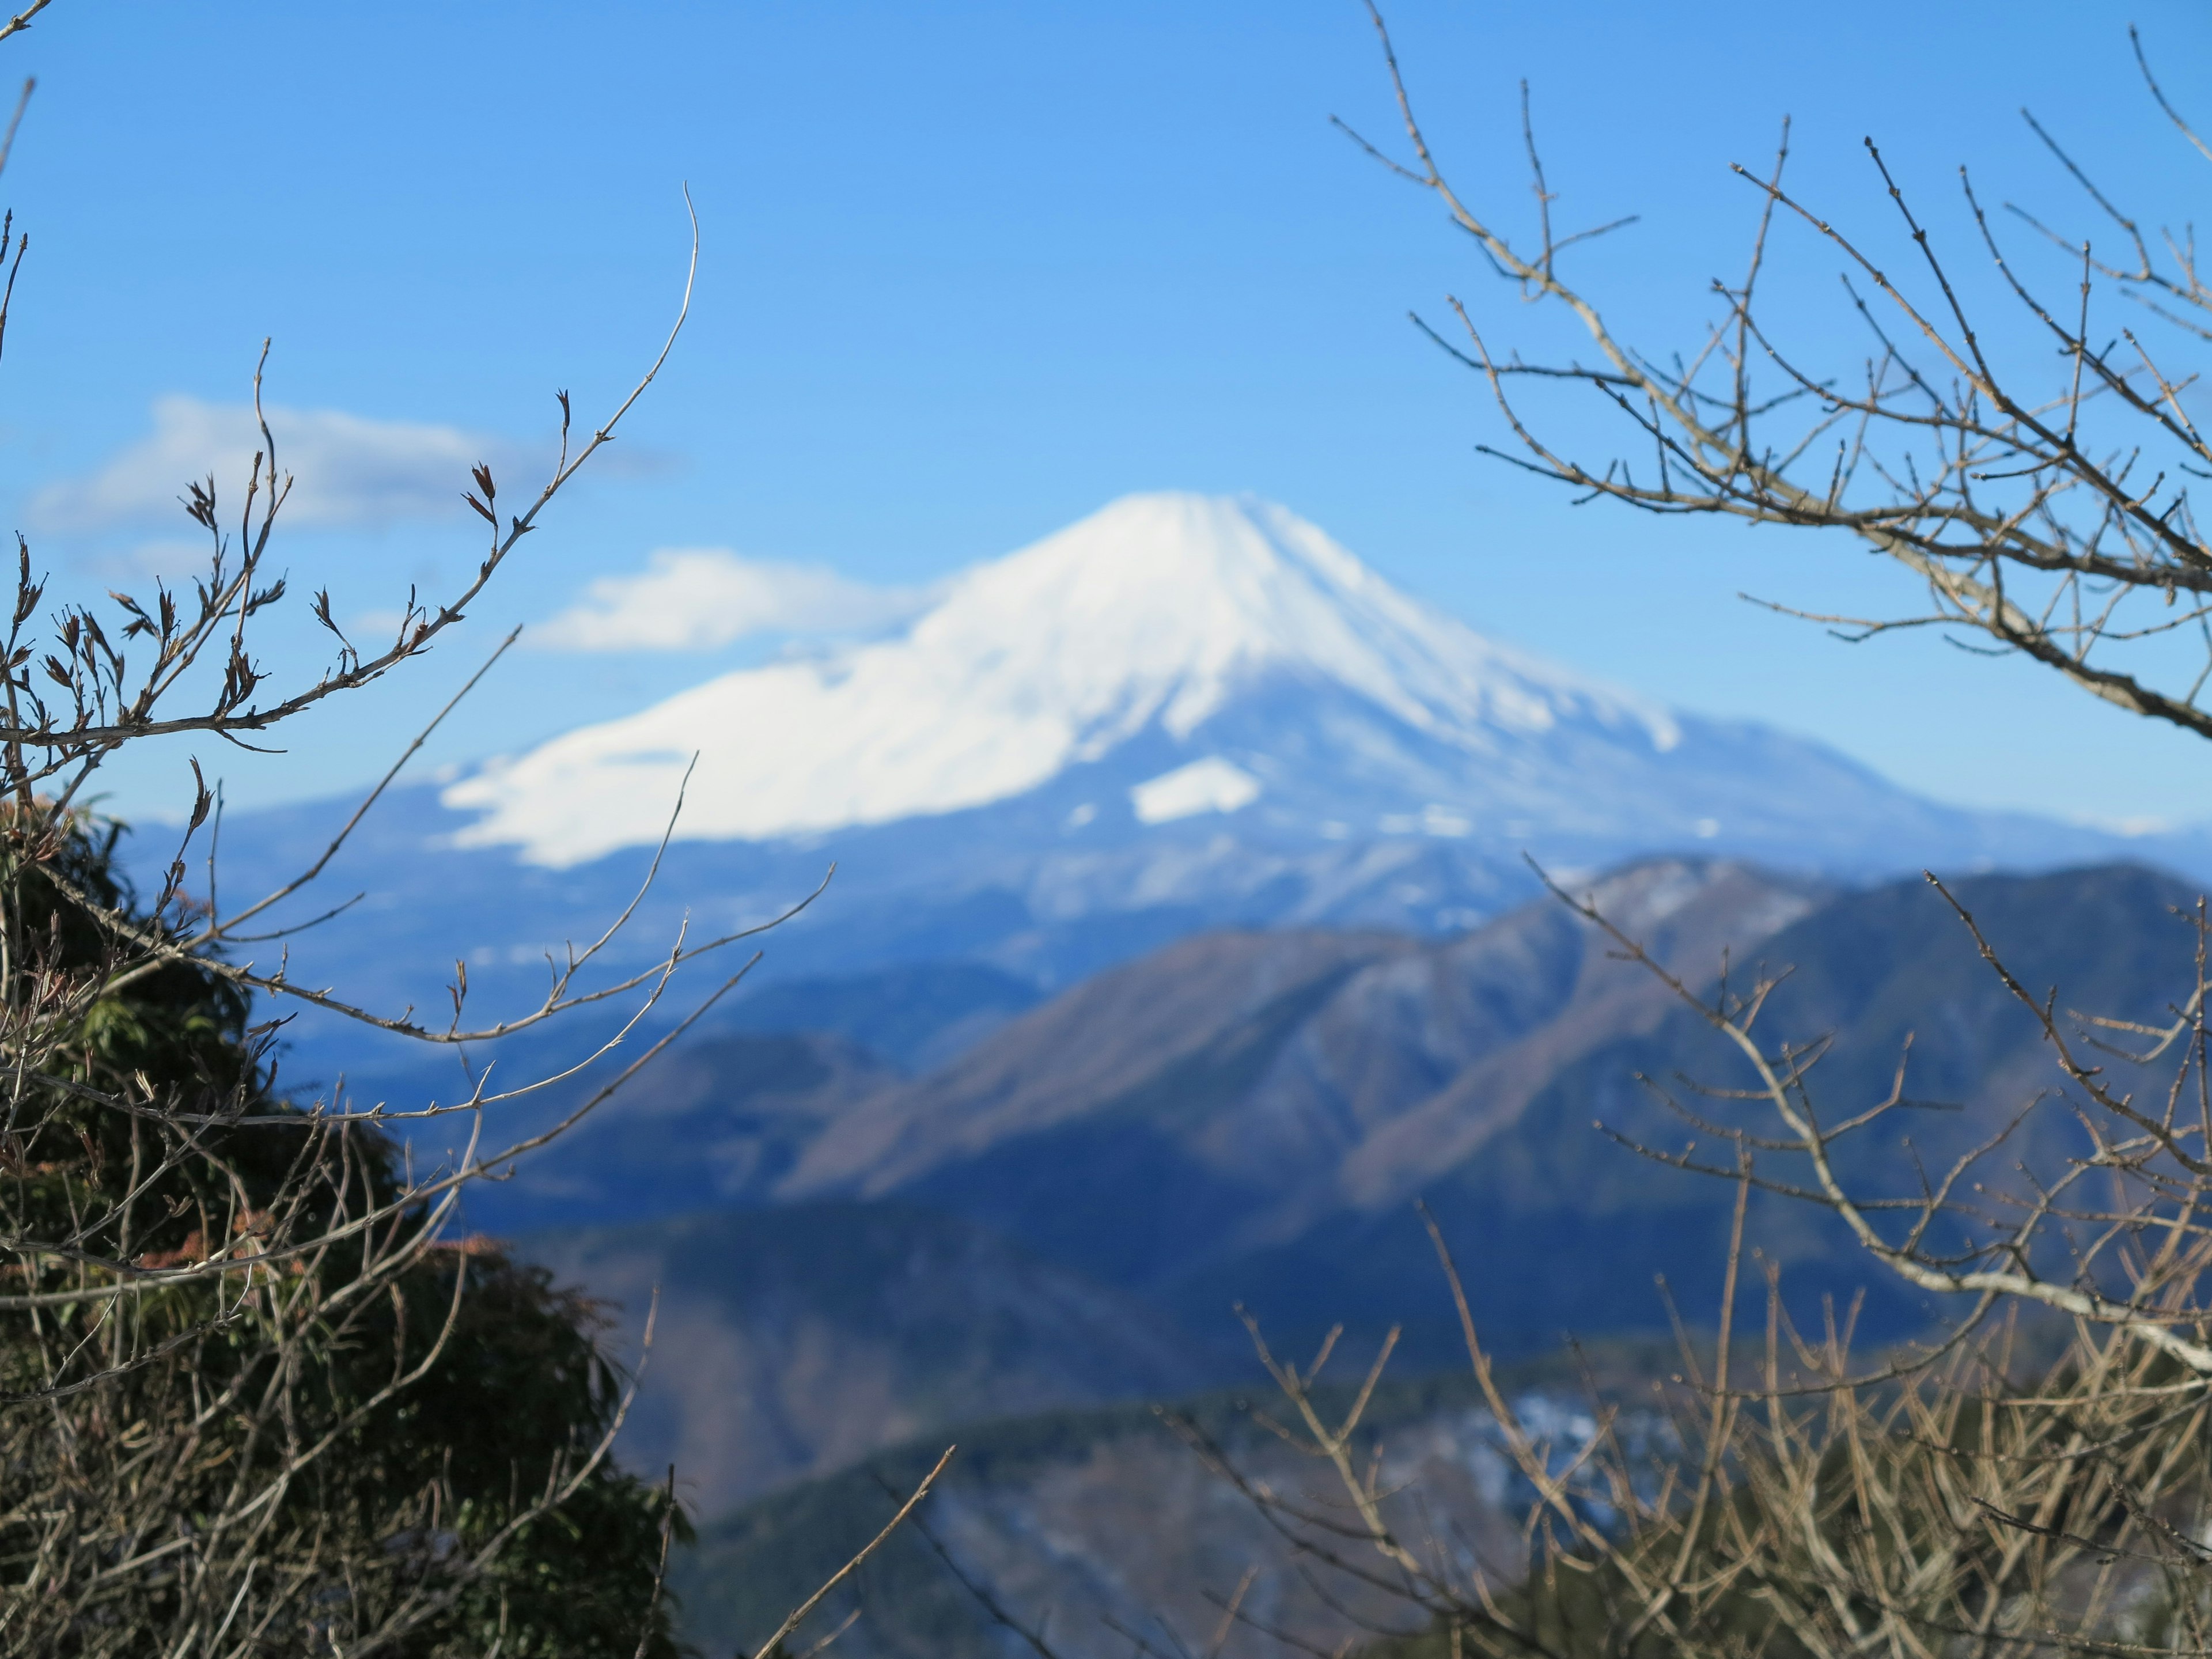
<box><xmin>445</xmin><ymin>494</ymin><xmax>1687</xmax><ymax>865</ymax></box>
<box><xmin>205</xmin><ymin>493</ymin><xmax>2197</xmax><ymax>1071</ymax></box>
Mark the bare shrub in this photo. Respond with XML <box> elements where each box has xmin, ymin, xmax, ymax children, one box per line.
<box><xmin>0</xmin><ymin>9</ymin><xmax>949</xmax><ymax>1654</ymax></box>
<box><xmin>1177</xmin><ymin>16</ymin><xmax>2212</xmax><ymax>1659</ymax></box>
<box><xmin>1340</xmin><ymin>5</ymin><xmax>2212</xmax><ymax>737</ymax></box>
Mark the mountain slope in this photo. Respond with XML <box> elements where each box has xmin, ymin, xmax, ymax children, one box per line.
<box><xmin>194</xmin><ymin>493</ymin><xmax>2210</xmax><ymax>1089</ymax></box>
<box><xmin>1172</xmin><ymin>862</ymin><xmax>2211</xmax><ymax>1356</ymax></box>
<box><xmin>439</xmin><ymin>1031</ymin><xmax>899</xmax><ymax>1234</ymax></box>
<box><xmin>777</xmin><ymin>860</ymin><xmax>1830</xmax><ymax>1289</ymax></box>
<box><xmin>446</xmin><ymin>494</ymin><xmax>1680</xmax><ymax>863</ymax></box>
<box><xmin>442</xmin><ymin>494</ymin><xmax>2153</xmax><ymax>884</ymax></box>
<box><xmin>745</xmin><ymin>861</ymin><xmax>2203</xmax><ymax>1362</ymax></box>
<box><xmin>518</xmin><ymin>1202</ymin><xmax>1213</xmax><ymax>1519</ymax></box>
<box><xmin>780</xmin><ymin>928</ymin><xmax>1418</xmax><ymax>1210</ymax></box>
<box><xmin>671</xmin><ymin>1369</ymin><xmax>1544</xmax><ymax>1659</ymax></box>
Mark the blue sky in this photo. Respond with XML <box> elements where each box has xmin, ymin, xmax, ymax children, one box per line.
<box><xmin>1</xmin><ymin>0</ymin><xmax>2208</xmax><ymax>827</ymax></box>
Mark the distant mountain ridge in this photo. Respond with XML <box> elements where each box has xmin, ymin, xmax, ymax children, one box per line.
<box><xmin>491</xmin><ymin>857</ymin><xmax>2212</xmax><ymax>1643</ymax></box>
<box><xmin>775</xmin><ymin>861</ymin><xmax>1831</xmax><ymax>1251</ymax></box>
<box><xmin>490</xmin><ymin>859</ymin><xmax>2208</xmax><ymax>1357</ymax></box>
<box><xmin>1189</xmin><ymin>859</ymin><xmax>2207</xmax><ymax>1365</ymax></box>
<box><xmin>187</xmin><ymin>493</ymin><xmax>2210</xmax><ymax>1080</ymax></box>
<box><xmin>757</xmin><ymin>859</ymin><xmax>1839</xmax><ymax>1310</ymax></box>
<box><xmin>469</xmin><ymin>859</ymin><xmax>1821</xmax><ymax>1238</ymax></box>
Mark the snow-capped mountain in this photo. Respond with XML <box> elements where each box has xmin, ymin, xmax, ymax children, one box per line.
<box><xmin>445</xmin><ymin>494</ymin><xmax>1683</xmax><ymax>865</ymax></box>
<box><xmin>202</xmin><ymin>492</ymin><xmax>2200</xmax><ymax>1071</ymax></box>
<box><xmin>441</xmin><ymin>491</ymin><xmax>2135</xmax><ymax>884</ymax></box>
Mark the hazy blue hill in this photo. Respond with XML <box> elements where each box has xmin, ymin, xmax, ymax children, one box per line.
<box><xmin>429</xmin><ymin>966</ymin><xmax>1034</xmax><ymax>1236</ymax></box>
<box><xmin>685</xmin><ymin>861</ymin><xmax>2204</xmax><ymax>1369</ymax></box>
<box><xmin>517</xmin><ymin>1200</ymin><xmax>1219</xmax><ymax>1518</ymax></box>
<box><xmin>414</xmin><ymin>1029</ymin><xmax>900</xmax><ymax>1235</ymax></box>
<box><xmin>712</xmin><ymin>961</ymin><xmax>1044</xmax><ymax>1071</ymax></box>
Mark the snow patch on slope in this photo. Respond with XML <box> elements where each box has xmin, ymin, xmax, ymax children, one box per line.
<box><xmin>1130</xmin><ymin>758</ymin><xmax>1262</xmax><ymax>824</ymax></box>
<box><xmin>445</xmin><ymin>494</ymin><xmax>1679</xmax><ymax>866</ymax></box>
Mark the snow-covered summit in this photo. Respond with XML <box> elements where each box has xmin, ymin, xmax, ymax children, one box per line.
<box><xmin>446</xmin><ymin>494</ymin><xmax>1679</xmax><ymax>866</ymax></box>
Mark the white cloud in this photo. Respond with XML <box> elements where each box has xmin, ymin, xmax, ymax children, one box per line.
<box><xmin>32</xmin><ymin>395</ymin><xmax>518</xmax><ymax>532</ymax></box>
<box><xmin>534</xmin><ymin>547</ymin><xmax>930</xmax><ymax>652</ymax></box>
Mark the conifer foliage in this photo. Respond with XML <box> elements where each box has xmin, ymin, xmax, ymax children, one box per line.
<box><xmin>2</xmin><ymin>822</ymin><xmax>687</xmax><ymax>1657</ymax></box>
